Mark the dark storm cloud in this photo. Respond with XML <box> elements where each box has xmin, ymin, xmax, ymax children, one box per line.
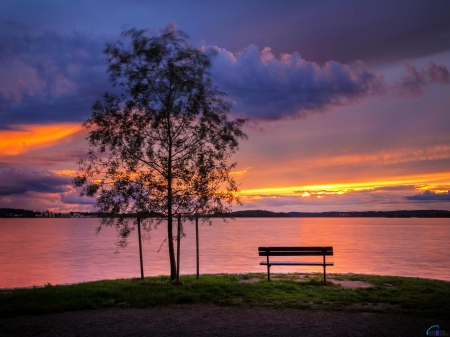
<box><xmin>189</xmin><ymin>0</ymin><xmax>450</xmax><ymax>65</ymax></box>
<box><xmin>405</xmin><ymin>190</ymin><xmax>450</xmax><ymax>202</ymax></box>
<box><xmin>210</xmin><ymin>45</ymin><xmax>450</xmax><ymax>120</ymax></box>
<box><xmin>2</xmin><ymin>30</ymin><xmax>387</xmax><ymax>125</ymax></box>
<box><xmin>0</xmin><ymin>167</ymin><xmax>71</xmax><ymax>195</ymax></box>
<box><xmin>0</xmin><ymin>31</ymin><xmax>112</xmax><ymax>127</ymax></box>
<box><xmin>2</xmin><ymin>1</ymin><xmax>450</xmax><ymax>66</ymax></box>
<box><xmin>1</xmin><ymin>28</ymin><xmax>449</xmax><ymax>126</ymax></box>
<box><xmin>211</xmin><ymin>45</ymin><xmax>387</xmax><ymax>120</ymax></box>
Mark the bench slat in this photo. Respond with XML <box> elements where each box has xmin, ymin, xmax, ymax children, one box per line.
<box><xmin>259</xmin><ymin>251</ymin><xmax>333</xmax><ymax>256</ymax></box>
<box><xmin>258</xmin><ymin>247</ymin><xmax>333</xmax><ymax>256</ymax></box>
<box><xmin>260</xmin><ymin>261</ymin><xmax>334</xmax><ymax>266</ymax></box>
<box><xmin>259</xmin><ymin>246</ymin><xmax>332</xmax><ymax>251</ymax></box>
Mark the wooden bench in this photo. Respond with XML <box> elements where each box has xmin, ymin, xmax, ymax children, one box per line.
<box><xmin>258</xmin><ymin>246</ymin><xmax>334</xmax><ymax>284</ymax></box>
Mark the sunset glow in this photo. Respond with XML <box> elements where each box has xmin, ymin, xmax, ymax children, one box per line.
<box><xmin>0</xmin><ymin>124</ymin><xmax>82</xmax><ymax>156</ymax></box>
<box><xmin>0</xmin><ymin>1</ymin><xmax>449</xmax><ymax>212</ymax></box>
<box><xmin>240</xmin><ymin>172</ymin><xmax>450</xmax><ymax>197</ymax></box>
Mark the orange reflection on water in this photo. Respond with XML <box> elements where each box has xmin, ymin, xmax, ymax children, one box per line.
<box><xmin>167</xmin><ymin>218</ymin><xmax>450</xmax><ymax>280</ymax></box>
<box><xmin>1</xmin><ymin>218</ymin><xmax>449</xmax><ymax>288</ymax></box>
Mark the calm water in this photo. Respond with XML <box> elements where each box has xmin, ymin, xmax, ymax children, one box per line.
<box><xmin>0</xmin><ymin>218</ymin><xmax>449</xmax><ymax>288</ymax></box>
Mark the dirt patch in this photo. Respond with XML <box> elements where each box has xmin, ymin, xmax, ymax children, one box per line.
<box><xmin>331</xmin><ymin>280</ymin><xmax>375</xmax><ymax>289</ymax></box>
<box><xmin>238</xmin><ymin>278</ymin><xmax>262</xmax><ymax>284</ymax></box>
<box><xmin>272</xmin><ymin>275</ymin><xmax>309</xmax><ymax>281</ymax></box>
<box><xmin>238</xmin><ymin>275</ymin><xmax>311</xmax><ymax>283</ymax></box>
<box><xmin>238</xmin><ymin>275</ymin><xmax>375</xmax><ymax>289</ymax></box>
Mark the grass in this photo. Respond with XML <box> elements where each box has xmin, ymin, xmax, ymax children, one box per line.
<box><xmin>0</xmin><ymin>273</ymin><xmax>449</xmax><ymax>319</ymax></box>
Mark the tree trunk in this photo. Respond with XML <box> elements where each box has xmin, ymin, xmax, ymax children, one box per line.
<box><xmin>167</xmin><ymin>216</ymin><xmax>177</xmax><ymax>281</ymax></box>
<box><xmin>167</xmin><ymin>109</ymin><xmax>176</xmax><ymax>281</ymax></box>
<box><xmin>137</xmin><ymin>217</ymin><xmax>144</xmax><ymax>279</ymax></box>
<box><xmin>196</xmin><ymin>214</ymin><xmax>199</xmax><ymax>280</ymax></box>
<box><xmin>167</xmin><ymin>143</ymin><xmax>176</xmax><ymax>280</ymax></box>
<box><xmin>176</xmin><ymin>214</ymin><xmax>181</xmax><ymax>283</ymax></box>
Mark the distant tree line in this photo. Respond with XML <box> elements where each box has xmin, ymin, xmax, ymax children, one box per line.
<box><xmin>0</xmin><ymin>208</ymin><xmax>37</xmax><ymax>218</ymax></box>
<box><xmin>216</xmin><ymin>210</ymin><xmax>291</xmax><ymax>217</ymax></box>
<box><xmin>288</xmin><ymin>210</ymin><xmax>450</xmax><ymax>218</ymax></box>
<box><xmin>2</xmin><ymin>208</ymin><xmax>450</xmax><ymax>218</ymax></box>
<box><xmin>0</xmin><ymin>209</ymin><xmax>165</xmax><ymax>218</ymax></box>
<box><xmin>214</xmin><ymin>209</ymin><xmax>450</xmax><ymax>218</ymax></box>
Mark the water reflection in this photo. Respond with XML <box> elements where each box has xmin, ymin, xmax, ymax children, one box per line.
<box><xmin>0</xmin><ymin>217</ymin><xmax>449</xmax><ymax>288</ymax></box>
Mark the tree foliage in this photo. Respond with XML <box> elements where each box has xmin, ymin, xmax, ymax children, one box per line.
<box><xmin>74</xmin><ymin>25</ymin><xmax>247</xmax><ymax>280</ymax></box>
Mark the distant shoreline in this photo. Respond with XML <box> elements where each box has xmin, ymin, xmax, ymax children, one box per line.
<box><xmin>1</xmin><ymin>208</ymin><xmax>450</xmax><ymax>218</ymax></box>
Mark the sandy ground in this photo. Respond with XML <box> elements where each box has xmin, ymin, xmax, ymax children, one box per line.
<box><xmin>1</xmin><ymin>305</ymin><xmax>449</xmax><ymax>337</ymax></box>
<box><xmin>238</xmin><ymin>275</ymin><xmax>375</xmax><ymax>289</ymax></box>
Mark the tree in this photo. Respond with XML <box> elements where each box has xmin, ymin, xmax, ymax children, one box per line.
<box><xmin>74</xmin><ymin>25</ymin><xmax>247</xmax><ymax>281</ymax></box>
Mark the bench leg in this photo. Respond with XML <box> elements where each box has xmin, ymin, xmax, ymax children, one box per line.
<box><xmin>267</xmin><ymin>264</ymin><xmax>271</xmax><ymax>282</ymax></box>
<box><xmin>323</xmin><ymin>265</ymin><xmax>326</xmax><ymax>285</ymax></box>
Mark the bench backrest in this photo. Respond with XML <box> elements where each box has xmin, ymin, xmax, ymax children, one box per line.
<box><xmin>258</xmin><ymin>246</ymin><xmax>333</xmax><ymax>256</ymax></box>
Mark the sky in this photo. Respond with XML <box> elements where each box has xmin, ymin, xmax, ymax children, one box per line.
<box><xmin>1</xmin><ymin>0</ymin><xmax>450</xmax><ymax>213</ymax></box>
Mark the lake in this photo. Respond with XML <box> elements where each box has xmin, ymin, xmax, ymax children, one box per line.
<box><xmin>0</xmin><ymin>217</ymin><xmax>449</xmax><ymax>288</ymax></box>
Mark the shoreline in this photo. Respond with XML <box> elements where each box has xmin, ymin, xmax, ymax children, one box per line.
<box><xmin>2</xmin><ymin>273</ymin><xmax>450</xmax><ymax>337</ymax></box>
<box><xmin>2</xmin><ymin>272</ymin><xmax>450</xmax><ymax>291</ymax></box>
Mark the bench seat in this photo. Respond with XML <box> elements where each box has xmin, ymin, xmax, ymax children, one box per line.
<box><xmin>258</xmin><ymin>246</ymin><xmax>334</xmax><ymax>284</ymax></box>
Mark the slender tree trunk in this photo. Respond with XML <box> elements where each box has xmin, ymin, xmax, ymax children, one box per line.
<box><xmin>167</xmin><ymin>207</ymin><xmax>176</xmax><ymax>280</ymax></box>
<box><xmin>176</xmin><ymin>214</ymin><xmax>181</xmax><ymax>283</ymax></box>
<box><xmin>137</xmin><ymin>217</ymin><xmax>144</xmax><ymax>279</ymax></box>
<box><xmin>167</xmin><ymin>106</ymin><xmax>177</xmax><ymax>281</ymax></box>
<box><xmin>167</xmin><ymin>156</ymin><xmax>175</xmax><ymax>281</ymax></box>
<box><xmin>196</xmin><ymin>214</ymin><xmax>199</xmax><ymax>280</ymax></box>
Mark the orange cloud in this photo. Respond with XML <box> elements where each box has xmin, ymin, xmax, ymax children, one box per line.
<box><xmin>230</xmin><ymin>167</ymin><xmax>252</xmax><ymax>177</ymax></box>
<box><xmin>0</xmin><ymin>124</ymin><xmax>82</xmax><ymax>155</ymax></box>
<box><xmin>299</xmin><ymin>145</ymin><xmax>450</xmax><ymax>168</ymax></box>
<box><xmin>240</xmin><ymin>172</ymin><xmax>450</xmax><ymax>197</ymax></box>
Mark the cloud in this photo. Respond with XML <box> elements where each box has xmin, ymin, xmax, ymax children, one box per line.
<box><xmin>0</xmin><ymin>31</ymin><xmax>113</xmax><ymax>127</ymax></box>
<box><xmin>0</xmin><ymin>190</ymin><xmax>95</xmax><ymax>212</ymax></box>
<box><xmin>211</xmin><ymin>45</ymin><xmax>450</xmax><ymax>120</ymax></box>
<box><xmin>372</xmin><ymin>185</ymin><xmax>416</xmax><ymax>192</ymax></box>
<box><xmin>2</xmin><ymin>0</ymin><xmax>450</xmax><ymax>65</ymax></box>
<box><xmin>0</xmin><ymin>167</ymin><xmax>72</xmax><ymax>195</ymax></box>
<box><xmin>404</xmin><ymin>190</ymin><xmax>450</xmax><ymax>202</ymax></box>
<box><xmin>210</xmin><ymin>45</ymin><xmax>386</xmax><ymax>120</ymax></box>
<box><xmin>1</xmin><ymin>29</ymin><xmax>449</xmax><ymax>127</ymax></box>
<box><xmin>206</xmin><ymin>1</ymin><xmax>450</xmax><ymax>65</ymax></box>
<box><xmin>239</xmin><ymin>189</ymin><xmax>395</xmax><ymax>212</ymax></box>
<box><xmin>395</xmin><ymin>61</ymin><xmax>450</xmax><ymax>97</ymax></box>
<box><xmin>60</xmin><ymin>189</ymin><xmax>96</xmax><ymax>205</ymax></box>
<box><xmin>0</xmin><ymin>167</ymin><xmax>95</xmax><ymax>210</ymax></box>
<box><xmin>238</xmin><ymin>183</ymin><xmax>450</xmax><ymax>212</ymax></box>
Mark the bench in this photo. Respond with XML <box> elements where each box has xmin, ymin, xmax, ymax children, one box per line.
<box><xmin>258</xmin><ymin>246</ymin><xmax>334</xmax><ymax>284</ymax></box>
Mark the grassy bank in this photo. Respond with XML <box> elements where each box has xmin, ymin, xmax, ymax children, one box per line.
<box><xmin>1</xmin><ymin>273</ymin><xmax>449</xmax><ymax>319</ymax></box>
